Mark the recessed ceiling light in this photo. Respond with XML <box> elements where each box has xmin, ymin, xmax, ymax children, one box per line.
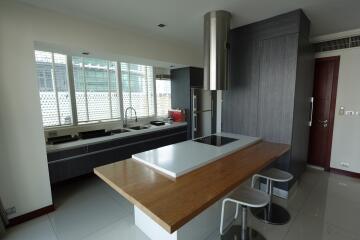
<box><xmin>157</xmin><ymin>24</ymin><xmax>166</xmax><ymax>28</ymax></box>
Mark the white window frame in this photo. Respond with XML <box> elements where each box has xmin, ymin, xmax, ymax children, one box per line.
<box><xmin>35</xmin><ymin>51</ymin><xmax>74</xmax><ymax>128</ymax></box>
<box><xmin>36</xmin><ymin>49</ymin><xmax>163</xmax><ymax>130</ymax></box>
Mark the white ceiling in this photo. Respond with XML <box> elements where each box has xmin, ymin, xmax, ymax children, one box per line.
<box><xmin>18</xmin><ymin>0</ymin><xmax>360</xmax><ymax>47</ymax></box>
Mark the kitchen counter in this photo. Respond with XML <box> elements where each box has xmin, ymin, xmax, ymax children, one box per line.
<box><xmin>94</xmin><ymin>138</ymin><xmax>290</xmax><ymax>239</ymax></box>
<box><xmin>132</xmin><ymin>132</ymin><xmax>260</xmax><ymax>178</ymax></box>
<box><xmin>46</xmin><ymin>122</ymin><xmax>187</xmax><ymax>153</ymax></box>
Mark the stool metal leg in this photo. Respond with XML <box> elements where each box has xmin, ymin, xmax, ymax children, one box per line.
<box><xmin>251</xmin><ymin>180</ymin><xmax>291</xmax><ymax>225</ymax></box>
<box><xmin>241</xmin><ymin>206</ymin><xmax>247</xmax><ymax>240</ymax></box>
<box><xmin>221</xmin><ymin>205</ymin><xmax>266</xmax><ymax>240</ymax></box>
<box><xmin>220</xmin><ymin>199</ymin><xmax>227</xmax><ymax>235</ymax></box>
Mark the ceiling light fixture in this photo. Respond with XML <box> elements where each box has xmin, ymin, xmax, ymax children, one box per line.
<box><xmin>157</xmin><ymin>24</ymin><xmax>166</xmax><ymax>28</ymax></box>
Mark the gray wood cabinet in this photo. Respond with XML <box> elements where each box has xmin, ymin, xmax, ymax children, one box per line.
<box><xmin>222</xmin><ymin>10</ymin><xmax>314</xmax><ymax>191</ymax></box>
<box><xmin>171</xmin><ymin>67</ymin><xmax>204</xmax><ymax>139</ymax></box>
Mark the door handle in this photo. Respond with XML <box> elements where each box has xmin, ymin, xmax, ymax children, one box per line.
<box><xmin>318</xmin><ymin>120</ymin><xmax>328</xmax><ymax>124</ymax></box>
<box><xmin>317</xmin><ymin>120</ymin><xmax>328</xmax><ymax>128</ymax></box>
<box><xmin>308</xmin><ymin>97</ymin><xmax>314</xmax><ymax>127</ymax></box>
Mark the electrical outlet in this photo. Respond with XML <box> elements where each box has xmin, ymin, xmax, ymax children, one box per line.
<box><xmin>340</xmin><ymin>162</ymin><xmax>350</xmax><ymax>168</ymax></box>
<box><xmin>339</xmin><ymin>106</ymin><xmax>345</xmax><ymax>115</ymax></box>
<box><xmin>5</xmin><ymin>206</ymin><xmax>16</xmax><ymax>216</ymax></box>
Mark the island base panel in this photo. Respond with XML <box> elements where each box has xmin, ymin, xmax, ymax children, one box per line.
<box><xmin>134</xmin><ymin>193</ymin><xmax>237</xmax><ymax>240</ymax></box>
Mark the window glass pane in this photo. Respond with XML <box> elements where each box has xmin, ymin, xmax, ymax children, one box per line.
<box><xmin>72</xmin><ymin>56</ymin><xmax>120</xmax><ymax>123</ymax></box>
<box><xmin>156</xmin><ymin>79</ymin><xmax>171</xmax><ymax>116</ymax></box>
<box><xmin>72</xmin><ymin>56</ymin><xmax>87</xmax><ymax>122</ymax></box>
<box><xmin>54</xmin><ymin>53</ymin><xmax>72</xmax><ymax>125</ymax></box>
<box><xmin>35</xmin><ymin>50</ymin><xmax>72</xmax><ymax>127</ymax></box>
<box><xmin>121</xmin><ymin>63</ymin><xmax>155</xmax><ymax>118</ymax></box>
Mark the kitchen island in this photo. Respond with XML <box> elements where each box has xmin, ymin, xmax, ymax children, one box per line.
<box><xmin>94</xmin><ymin>133</ymin><xmax>289</xmax><ymax>240</ymax></box>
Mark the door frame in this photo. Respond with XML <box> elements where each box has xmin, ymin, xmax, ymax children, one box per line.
<box><xmin>311</xmin><ymin>56</ymin><xmax>340</xmax><ymax>171</ymax></box>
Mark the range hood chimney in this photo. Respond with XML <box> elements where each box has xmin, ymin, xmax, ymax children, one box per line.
<box><xmin>203</xmin><ymin>10</ymin><xmax>231</xmax><ymax>91</ymax></box>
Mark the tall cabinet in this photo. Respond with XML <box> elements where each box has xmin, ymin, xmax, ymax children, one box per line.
<box><xmin>170</xmin><ymin>67</ymin><xmax>203</xmax><ymax>139</ymax></box>
<box><xmin>222</xmin><ymin>10</ymin><xmax>314</xmax><ymax>191</ymax></box>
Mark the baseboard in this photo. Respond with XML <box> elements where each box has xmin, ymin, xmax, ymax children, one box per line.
<box><xmin>6</xmin><ymin>204</ymin><xmax>55</xmax><ymax>228</ymax></box>
<box><xmin>307</xmin><ymin>164</ymin><xmax>325</xmax><ymax>171</ymax></box>
<box><xmin>260</xmin><ymin>181</ymin><xmax>297</xmax><ymax>199</ymax></box>
<box><xmin>330</xmin><ymin>168</ymin><xmax>360</xmax><ymax>178</ymax></box>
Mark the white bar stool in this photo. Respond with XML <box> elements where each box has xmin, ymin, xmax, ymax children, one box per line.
<box><xmin>251</xmin><ymin>168</ymin><xmax>293</xmax><ymax>225</ymax></box>
<box><xmin>220</xmin><ymin>186</ymin><xmax>270</xmax><ymax>240</ymax></box>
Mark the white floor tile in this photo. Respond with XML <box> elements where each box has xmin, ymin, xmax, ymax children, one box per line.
<box><xmin>4</xmin><ymin>169</ymin><xmax>360</xmax><ymax>240</ymax></box>
<box><xmin>82</xmin><ymin>215</ymin><xmax>150</xmax><ymax>240</ymax></box>
<box><xmin>2</xmin><ymin>216</ymin><xmax>57</xmax><ymax>240</ymax></box>
<box><xmin>49</xmin><ymin>177</ymin><xmax>130</xmax><ymax>240</ymax></box>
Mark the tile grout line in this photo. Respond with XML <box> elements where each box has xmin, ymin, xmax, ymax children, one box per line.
<box><xmin>77</xmin><ymin>180</ymin><xmax>131</xmax><ymax>240</ymax></box>
<box><xmin>47</xmin><ymin>214</ymin><xmax>61</xmax><ymax>240</ymax></box>
<box><xmin>96</xmin><ymin>181</ymin><xmax>133</xmax><ymax>218</ymax></box>
<box><xmin>280</xmin><ymin>173</ymin><xmax>325</xmax><ymax>240</ymax></box>
<box><xmin>78</xmin><ymin>218</ymin><xmax>125</xmax><ymax>240</ymax></box>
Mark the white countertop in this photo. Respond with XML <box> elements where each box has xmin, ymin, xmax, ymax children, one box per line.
<box><xmin>132</xmin><ymin>132</ymin><xmax>261</xmax><ymax>178</ymax></box>
<box><xmin>46</xmin><ymin>122</ymin><xmax>187</xmax><ymax>153</ymax></box>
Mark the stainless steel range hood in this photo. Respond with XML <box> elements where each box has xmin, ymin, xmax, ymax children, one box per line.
<box><xmin>203</xmin><ymin>10</ymin><xmax>231</xmax><ymax>91</ymax></box>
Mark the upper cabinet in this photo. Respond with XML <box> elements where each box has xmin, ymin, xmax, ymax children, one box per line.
<box><xmin>222</xmin><ymin>10</ymin><xmax>314</xmax><ymax>191</ymax></box>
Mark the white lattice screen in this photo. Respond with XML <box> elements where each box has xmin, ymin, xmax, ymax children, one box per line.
<box><xmin>35</xmin><ymin>51</ymin><xmax>72</xmax><ymax>127</ymax></box>
<box><xmin>156</xmin><ymin>79</ymin><xmax>171</xmax><ymax>116</ymax></box>
<box><xmin>121</xmin><ymin>63</ymin><xmax>155</xmax><ymax>118</ymax></box>
<box><xmin>72</xmin><ymin>57</ymin><xmax>120</xmax><ymax>123</ymax></box>
<box><xmin>35</xmin><ymin>50</ymin><xmax>159</xmax><ymax>128</ymax></box>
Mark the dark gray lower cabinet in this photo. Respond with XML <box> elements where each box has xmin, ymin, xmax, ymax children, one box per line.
<box><xmin>48</xmin><ymin>126</ymin><xmax>187</xmax><ymax>184</ymax></box>
<box><xmin>223</xmin><ymin>10</ymin><xmax>314</xmax><ymax>191</ymax></box>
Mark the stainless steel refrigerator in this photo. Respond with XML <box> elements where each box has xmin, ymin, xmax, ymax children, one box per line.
<box><xmin>191</xmin><ymin>89</ymin><xmax>215</xmax><ymax>139</ymax></box>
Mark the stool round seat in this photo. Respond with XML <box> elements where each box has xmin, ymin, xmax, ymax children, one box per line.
<box><xmin>251</xmin><ymin>168</ymin><xmax>293</xmax><ymax>225</ymax></box>
<box><xmin>220</xmin><ymin>186</ymin><xmax>270</xmax><ymax>240</ymax></box>
<box><xmin>254</xmin><ymin>168</ymin><xmax>293</xmax><ymax>182</ymax></box>
<box><xmin>230</xmin><ymin>186</ymin><xmax>270</xmax><ymax>208</ymax></box>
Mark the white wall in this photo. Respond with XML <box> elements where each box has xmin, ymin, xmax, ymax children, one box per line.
<box><xmin>315</xmin><ymin>47</ymin><xmax>360</xmax><ymax>173</ymax></box>
<box><xmin>0</xmin><ymin>0</ymin><xmax>202</xmax><ymax>218</ymax></box>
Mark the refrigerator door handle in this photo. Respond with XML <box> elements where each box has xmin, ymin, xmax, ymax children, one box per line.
<box><xmin>193</xmin><ymin>95</ymin><xmax>197</xmax><ymax>112</ymax></box>
<box><xmin>193</xmin><ymin>114</ymin><xmax>198</xmax><ymax>132</ymax></box>
<box><xmin>308</xmin><ymin>97</ymin><xmax>314</xmax><ymax>127</ymax></box>
<box><xmin>211</xmin><ymin>98</ymin><xmax>214</xmax><ymax>118</ymax></box>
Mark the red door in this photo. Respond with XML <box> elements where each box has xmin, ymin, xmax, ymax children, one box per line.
<box><xmin>308</xmin><ymin>56</ymin><xmax>340</xmax><ymax>170</ymax></box>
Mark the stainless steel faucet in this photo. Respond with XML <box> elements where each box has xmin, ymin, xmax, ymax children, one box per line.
<box><xmin>124</xmin><ymin>106</ymin><xmax>138</xmax><ymax>127</ymax></box>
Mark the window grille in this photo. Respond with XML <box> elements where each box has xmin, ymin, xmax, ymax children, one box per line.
<box><xmin>35</xmin><ymin>51</ymin><xmax>72</xmax><ymax>127</ymax></box>
<box><xmin>72</xmin><ymin>56</ymin><xmax>121</xmax><ymax>123</ymax></box>
<box><xmin>121</xmin><ymin>63</ymin><xmax>155</xmax><ymax>118</ymax></box>
<box><xmin>314</xmin><ymin>35</ymin><xmax>360</xmax><ymax>52</ymax></box>
<box><xmin>156</xmin><ymin>79</ymin><xmax>171</xmax><ymax>116</ymax></box>
<box><xmin>35</xmin><ymin>50</ymin><xmax>165</xmax><ymax>128</ymax></box>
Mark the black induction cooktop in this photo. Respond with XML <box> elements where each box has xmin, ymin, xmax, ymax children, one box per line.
<box><xmin>193</xmin><ymin>135</ymin><xmax>238</xmax><ymax>147</ymax></box>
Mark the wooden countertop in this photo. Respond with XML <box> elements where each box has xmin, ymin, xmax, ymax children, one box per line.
<box><xmin>94</xmin><ymin>141</ymin><xmax>290</xmax><ymax>233</ymax></box>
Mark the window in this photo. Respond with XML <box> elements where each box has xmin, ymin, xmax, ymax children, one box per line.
<box><xmin>35</xmin><ymin>50</ymin><xmax>162</xmax><ymax>128</ymax></box>
<box><xmin>121</xmin><ymin>63</ymin><xmax>155</xmax><ymax>118</ymax></box>
<box><xmin>72</xmin><ymin>56</ymin><xmax>120</xmax><ymax>123</ymax></box>
<box><xmin>35</xmin><ymin>51</ymin><xmax>72</xmax><ymax>127</ymax></box>
<box><xmin>156</xmin><ymin>79</ymin><xmax>171</xmax><ymax>116</ymax></box>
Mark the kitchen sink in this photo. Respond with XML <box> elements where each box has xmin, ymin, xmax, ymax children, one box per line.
<box><xmin>129</xmin><ymin>126</ymin><xmax>150</xmax><ymax>130</ymax></box>
<box><xmin>110</xmin><ymin>129</ymin><xmax>130</xmax><ymax>134</ymax></box>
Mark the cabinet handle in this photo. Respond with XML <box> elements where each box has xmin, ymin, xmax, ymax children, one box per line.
<box><xmin>308</xmin><ymin>97</ymin><xmax>314</xmax><ymax>127</ymax></box>
<box><xmin>194</xmin><ymin>114</ymin><xmax>198</xmax><ymax>132</ymax></box>
<box><xmin>193</xmin><ymin>95</ymin><xmax>197</xmax><ymax>112</ymax></box>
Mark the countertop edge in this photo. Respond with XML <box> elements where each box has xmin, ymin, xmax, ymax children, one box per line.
<box><xmin>94</xmin><ymin>141</ymin><xmax>291</xmax><ymax>233</ymax></box>
<box><xmin>47</xmin><ymin>122</ymin><xmax>187</xmax><ymax>153</ymax></box>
